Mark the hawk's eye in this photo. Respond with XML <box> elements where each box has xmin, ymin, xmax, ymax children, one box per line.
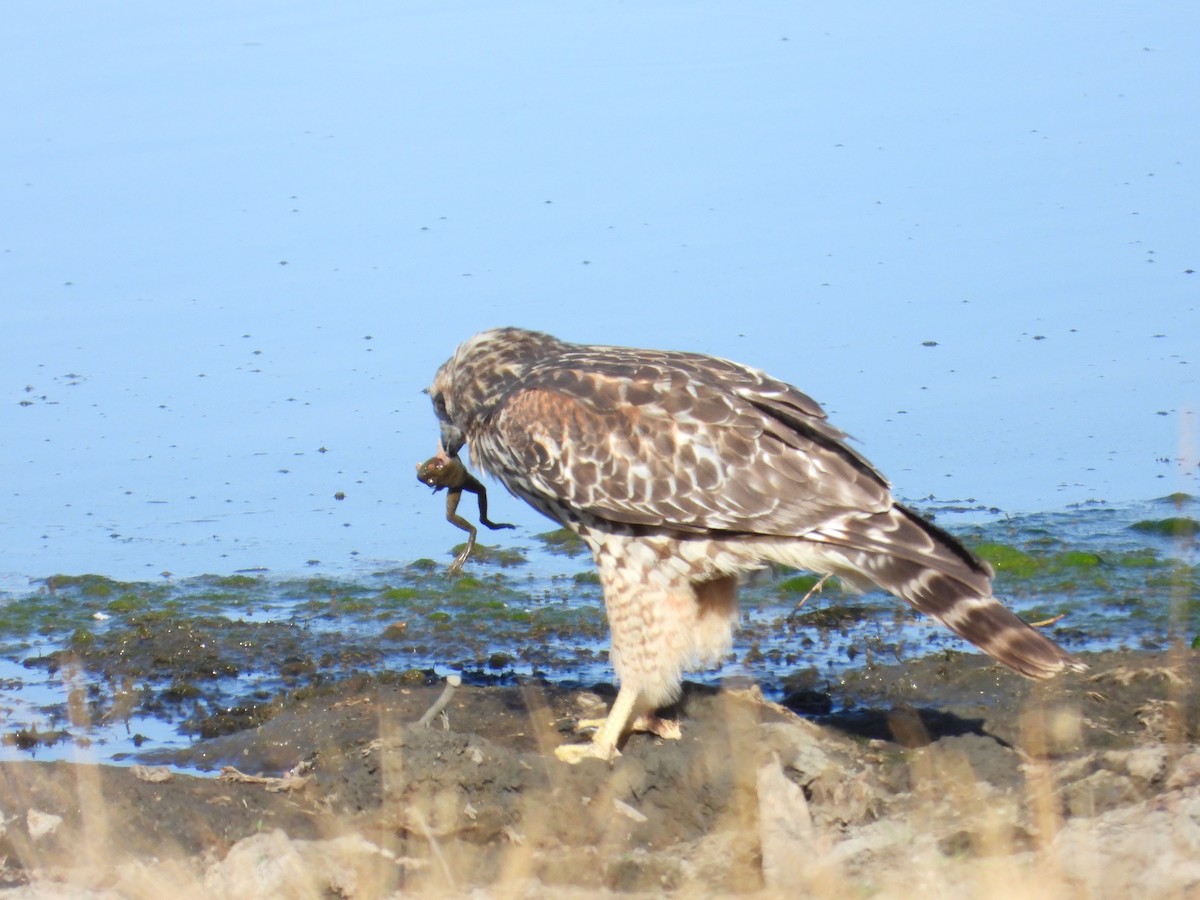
<box><xmin>432</xmin><ymin>394</ymin><xmax>449</xmax><ymax>417</ymax></box>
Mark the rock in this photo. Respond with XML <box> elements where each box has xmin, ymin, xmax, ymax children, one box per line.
<box><xmin>1106</xmin><ymin>745</ymin><xmax>1168</xmax><ymax>783</ymax></box>
<box><xmin>202</xmin><ymin>830</ymin><xmax>390</xmax><ymax>898</ymax></box>
<box><xmin>757</xmin><ymin>753</ymin><xmax>814</xmax><ymax>887</ymax></box>
<box><xmin>759</xmin><ymin>720</ymin><xmax>832</xmax><ymax>781</ymax></box>
<box><xmin>1062</xmin><ymin>769</ymin><xmax>1142</xmax><ymax>818</ymax></box>
<box><xmin>26</xmin><ymin>810</ymin><xmax>62</xmax><ymax>841</ymax></box>
<box><xmin>1166</xmin><ymin>751</ymin><xmax>1200</xmax><ymax>790</ymax></box>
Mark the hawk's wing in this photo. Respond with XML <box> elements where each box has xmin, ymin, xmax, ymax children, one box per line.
<box><xmin>474</xmin><ymin>353</ymin><xmax>894</xmax><ymax>538</ymax></box>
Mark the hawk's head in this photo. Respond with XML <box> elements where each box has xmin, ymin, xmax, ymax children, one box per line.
<box><xmin>428</xmin><ymin>327</ymin><xmax>565</xmax><ymax>456</ymax></box>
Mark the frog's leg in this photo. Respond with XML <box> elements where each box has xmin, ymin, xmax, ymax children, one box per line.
<box><xmin>461</xmin><ymin>473</ymin><xmax>515</xmax><ymax>531</ymax></box>
<box><xmin>443</xmin><ymin>488</ymin><xmax>478</xmax><ymax>573</ymax></box>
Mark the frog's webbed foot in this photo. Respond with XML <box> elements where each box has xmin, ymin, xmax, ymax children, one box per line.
<box><xmin>447</xmin><ymin>521</ymin><xmax>477</xmax><ymax>574</ymax></box>
<box><xmin>448</xmin><ymin>544</ymin><xmax>473</xmax><ymax>574</ymax></box>
<box><xmin>480</xmin><ymin>517</ymin><xmax>515</xmax><ymax>531</ymax></box>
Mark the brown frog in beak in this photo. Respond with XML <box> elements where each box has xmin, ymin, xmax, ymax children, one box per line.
<box><xmin>416</xmin><ymin>452</ymin><xmax>515</xmax><ymax>572</ymax></box>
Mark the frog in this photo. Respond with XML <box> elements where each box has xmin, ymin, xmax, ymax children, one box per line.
<box><xmin>416</xmin><ymin>452</ymin><xmax>515</xmax><ymax>573</ymax></box>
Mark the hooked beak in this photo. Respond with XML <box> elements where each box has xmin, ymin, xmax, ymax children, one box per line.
<box><xmin>439</xmin><ymin>422</ymin><xmax>465</xmax><ymax>458</ymax></box>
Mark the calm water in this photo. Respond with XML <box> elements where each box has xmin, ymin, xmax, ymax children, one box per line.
<box><xmin>2</xmin><ymin>1</ymin><xmax>1197</xmax><ymax>590</ymax></box>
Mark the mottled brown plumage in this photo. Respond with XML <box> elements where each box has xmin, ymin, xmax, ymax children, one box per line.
<box><xmin>428</xmin><ymin>327</ymin><xmax>1083</xmax><ymax>762</ymax></box>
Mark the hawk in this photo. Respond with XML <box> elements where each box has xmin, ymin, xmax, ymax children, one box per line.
<box><xmin>427</xmin><ymin>327</ymin><xmax>1083</xmax><ymax>763</ymax></box>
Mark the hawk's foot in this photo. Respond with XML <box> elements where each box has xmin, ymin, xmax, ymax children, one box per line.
<box><xmin>572</xmin><ymin>713</ymin><xmax>681</xmax><ymax>741</ymax></box>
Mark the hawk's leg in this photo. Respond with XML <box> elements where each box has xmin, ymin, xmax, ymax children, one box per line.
<box><xmin>555</xmin><ymin>683</ymin><xmax>643</xmax><ymax>763</ymax></box>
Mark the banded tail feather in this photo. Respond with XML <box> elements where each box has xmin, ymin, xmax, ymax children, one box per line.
<box><xmin>811</xmin><ymin>504</ymin><xmax>1085</xmax><ymax>679</ymax></box>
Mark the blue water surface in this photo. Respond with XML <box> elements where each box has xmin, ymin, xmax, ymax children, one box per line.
<box><xmin>2</xmin><ymin>1</ymin><xmax>1197</xmax><ymax>589</ymax></box>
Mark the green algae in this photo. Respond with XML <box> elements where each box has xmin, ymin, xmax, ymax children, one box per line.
<box><xmin>535</xmin><ymin>527</ymin><xmax>588</xmax><ymax>557</ymax></box>
<box><xmin>1112</xmin><ymin>550</ymin><xmax>1166</xmax><ymax>568</ymax></box>
<box><xmin>1050</xmin><ymin>551</ymin><xmax>1103</xmax><ymax>569</ymax></box>
<box><xmin>45</xmin><ymin>574</ymin><xmax>127</xmax><ymax>597</ymax></box>
<box><xmin>379</xmin><ymin>586</ymin><xmax>420</xmax><ymax>602</ymax></box>
<box><xmin>449</xmin><ymin>542</ymin><xmax>528</xmax><ymax>567</ymax></box>
<box><xmin>450</xmin><ymin>575</ymin><xmax>485</xmax><ymax>594</ymax></box>
<box><xmin>1130</xmin><ymin>517</ymin><xmax>1200</xmax><ymax>538</ymax></box>
<box><xmin>777</xmin><ymin>574</ymin><xmax>843</xmax><ymax>596</ymax></box>
<box><xmin>290</xmin><ymin>576</ymin><xmax>359</xmax><ymax>596</ymax></box>
<box><xmin>971</xmin><ymin>543</ymin><xmax>1041</xmax><ymax>577</ymax></box>
<box><xmin>778</xmin><ymin>574</ymin><xmax>823</xmax><ymax>594</ymax></box>
<box><xmin>106</xmin><ymin>592</ymin><xmax>152</xmax><ymax>613</ymax></box>
<box><xmin>208</xmin><ymin>574</ymin><xmax>263</xmax><ymax>589</ymax></box>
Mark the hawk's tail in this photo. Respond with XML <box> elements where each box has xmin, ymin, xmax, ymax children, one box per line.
<box><xmin>812</xmin><ymin>504</ymin><xmax>1085</xmax><ymax>679</ymax></box>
